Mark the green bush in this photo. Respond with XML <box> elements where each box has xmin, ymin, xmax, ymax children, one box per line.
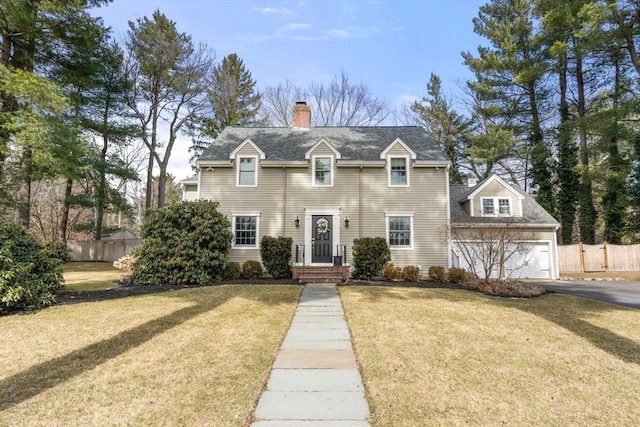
<box><xmin>260</xmin><ymin>236</ymin><xmax>292</xmax><ymax>279</ymax></box>
<box><xmin>223</xmin><ymin>261</ymin><xmax>242</xmax><ymax>280</ymax></box>
<box><xmin>428</xmin><ymin>266</ymin><xmax>447</xmax><ymax>282</ymax></box>
<box><xmin>402</xmin><ymin>265</ymin><xmax>421</xmax><ymax>282</ymax></box>
<box><xmin>447</xmin><ymin>267</ymin><xmax>471</xmax><ymax>284</ymax></box>
<box><xmin>242</xmin><ymin>260</ymin><xmax>263</xmax><ymax>280</ymax></box>
<box><xmin>352</xmin><ymin>237</ymin><xmax>391</xmax><ymax>279</ymax></box>
<box><xmin>43</xmin><ymin>241</ymin><xmax>71</xmax><ymax>263</ymax></box>
<box><xmin>0</xmin><ymin>221</ymin><xmax>65</xmax><ymax>312</ymax></box>
<box><xmin>131</xmin><ymin>200</ymin><xmax>233</xmax><ymax>286</ymax></box>
<box><xmin>383</xmin><ymin>262</ymin><xmax>402</xmax><ymax>280</ymax></box>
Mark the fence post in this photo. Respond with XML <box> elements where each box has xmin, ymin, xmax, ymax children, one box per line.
<box><xmin>603</xmin><ymin>242</ymin><xmax>609</xmax><ymax>272</ymax></box>
<box><xmin>579</xmin><ymin>242</ymin><xmax>585</xmax><ymax>273</ymax></box>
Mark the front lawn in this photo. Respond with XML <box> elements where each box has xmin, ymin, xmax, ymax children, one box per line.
<box><xmin>0</xmin><ymin>285</ymin><xmax>301</xmax><ymax>426</ymax></box>
<box><xmin>341</xmin><ymin>286</ymin><xmax>640</xmax><ymax>426</ymax></box>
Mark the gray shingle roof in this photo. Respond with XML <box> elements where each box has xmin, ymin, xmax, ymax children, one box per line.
<box><xmin>450</xmin><ymin>181</ymin><xmax>559</xmax><ymax>226</ymax></box>
<box><xmin>197</xmin><ymin>126</ymin><xmax>449</xmax><ymax>162</ymax></box>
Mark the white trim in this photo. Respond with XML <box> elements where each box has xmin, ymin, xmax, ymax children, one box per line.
<box><xmin>379</xmin><ymin>138</ymin><xmax>417</xmax><ymax>160</ymax></box>
<box><xmin>466</xmin><ymin>175</ymin><xmax>524</xmax><ymax>201</ymax></box>
<box><xmin>236</xmin><ymin>155</ymin><xmax>258</xmax><ymax>187</ymax></box>
<box><xmin>196</xmin><ymin>170</ymin><xmax>202</xmax><ymax>200</ymax></box>
<box><xmin>388</xmin><ymin>156</ymin><xmax>410</xmax><ymax>187</ymax></box>
<box><xmin>385</xmin><ymin>213</ymin><xmax>414</xmax><ymax>250</ymax></box>
<box><xmin>229</xmin><ymin>138</ymin><xmax>266</xmax><ymax>160</ymax></box>
<box><xmin>231</xmin><ymin>212</ymin><xmax>261</xmax><ymax>249</ymax></box>
<box><xmin>480</xmin><ymin>197</ymin><xmax>512</xmax><ymax>217</ymax></box>
<box><xmin>312</xmin><ymin>155</ymin><xmax>334</xmax><ymax>187</ymax></box>
<box><xmin>304</xmin><ymin>208</ymin><xmax>342</xmax><ymax>266</ymax></box>
<box><xmin>445</xmin><ymin>167</ymin><xmax>452</xmax><ymax>268</ymax></box>
<box><xmin>304</xmin><ymin>138</ymin><xmax>342</xmax><ymax>160</ymax></box>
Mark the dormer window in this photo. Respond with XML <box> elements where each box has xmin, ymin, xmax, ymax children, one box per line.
<box><xmin>237</xmin><ymin>157</ymin><xmax>257</xmax><ymax>186</ymax></box>
<box><xmin>389</xmin><ymin>157</ymin><xmax>409</xmax><ymax>186</ymax></box>
<box><xmin>482</xmin><ymin>197</ymin><xmax>511</xmax><ymax>216</ymax></box>
<box><xmin>313</xmin><ymin>156</ymin><xmax>333</xmax><ymax>186</ymax></box>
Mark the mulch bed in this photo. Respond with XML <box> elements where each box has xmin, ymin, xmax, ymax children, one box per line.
<box><xmin>58</xmin><ymin>278</ymin><xmax>549</xmax><ymax>305</ymax></box>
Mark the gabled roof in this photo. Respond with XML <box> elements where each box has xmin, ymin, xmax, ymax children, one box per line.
<box><xmin>197</xmin><ymin>126</ymin><xmax>449</xmax><ymax>163</ymax></box>
<box><xmin>461</xmin><ymin>174</ymin><xmax>524</xmax><ymax>203</ymax></box>
<box><xmin>450</xmin><ymin>179</ymin><xmax>559</xmax><ymax>227</ymax></box>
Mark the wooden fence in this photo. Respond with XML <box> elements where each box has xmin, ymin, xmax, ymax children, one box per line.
<box><xmin>558</xmin><ymin>243</ymin><xmax>640</xmax><ymax>272</ymax></box>
<box><xmin>67</xmin><ymin>239</ymin><xmax>142</xmax><ymax>262</ymax></box>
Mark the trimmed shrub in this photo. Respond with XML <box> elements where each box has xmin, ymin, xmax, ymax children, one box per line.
<box><xmin>447</xmin><ymin>267</ymin><xmax>471</xmax><ymax>284</ymax></box>
<box><xmin>0</xmin><ymin>221</ymin><xmax>65</xmax><ymax>312</ymax></box>
<box><xmin>223</xmin><ymin>261</ymin><xmax>242</xmax><ymax>280</ymax></box>
<box><xmin>352</xmin><ymin>237</ymin><xmax>391</xmax><ymax>279</ymax></box>
<box><xmin>462</xmin><ymin>280</ymin><xmax>548</xmax><ymax>298</ymax></box>
<box><xmin>242</xmin><ymin>260</ymin><xmax>263</xmax><ymax>280</ymax></box>
<box><xmin>428</xmin><ymin>266</ymin><xmax>447</xmax><ymax>282</ymax></box>
<box><xmin>43</xmin><ymin>241</ymin><xmax>71</xmax><ymax>263</ymax></box>
<box><xmin>383</xmin><ymin>262</ymin><xmax>402</xmax><ymax>280</ymax></box>
<box><xmin>131</xmin><ymin>200</ymin><xmax>233</xmax><ymax>286</ymax></box>
<box><xmin>260</xmin><ymin>236</ymin><xmax>292</xmax><ymax>279</ymax></box>
<box><xmin>402</xmin><ymin>265</ymin><xmax>421</xmax><ymax>282</ymax></box>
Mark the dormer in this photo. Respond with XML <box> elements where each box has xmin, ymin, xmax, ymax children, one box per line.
<box><xmin>462</xmin><ymin>175</ymin><xmax>524</xmax><ymax>217</ymax></box>
<box><xmin>305</xmin><ymin>138</ymin><xmax>341</xmax><ymax>187</ymax></box>
<box><xmin>380</xmin><ymin>138</ymin><xmax>417</xmax><ymax>187</ymax></box>
<box><xmin>229</xmin><ymin>139</ymin><xmax>266</xmax><ymax>187</ymax></box>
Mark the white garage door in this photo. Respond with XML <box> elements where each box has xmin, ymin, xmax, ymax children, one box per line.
<box><xmin>505</xmin><ymin>242</ymin><xmax>551</xmax><ymax>279</ymax></box>
<box><xmin>453</xmin><ymin>241</ymin><xmax>552</xmax><ymax>279</ymax></box>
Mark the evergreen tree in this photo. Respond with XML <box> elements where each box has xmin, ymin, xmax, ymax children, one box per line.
<box><xmin>203</xmin><ymin>54</ymin><xmax>261</xmax><ymax>137</ymax></box>
<box><xmin>409</xmin><ymin>73</ymin><xmax>471</xmax><ymax>184</ymax></box>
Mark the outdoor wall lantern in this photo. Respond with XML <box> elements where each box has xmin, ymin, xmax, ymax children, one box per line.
<box><xmin>295</xmin><ymin>216</ymin><xmax>300</xmax><ymax>227</ymax></box>
<box><xmin>344</xmin><ymin>217</ymin><xmax>350</xmax><ymax>227</ymax></box>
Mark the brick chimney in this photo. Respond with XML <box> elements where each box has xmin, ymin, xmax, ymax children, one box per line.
<box><xmin>292</xmin><ymin>101</ymin><xmax>311</xmax><ymax>128</ymax></box>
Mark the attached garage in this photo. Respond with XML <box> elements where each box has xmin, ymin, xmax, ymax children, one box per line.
<box><xmin>453</xmin><ymin>241</ymin><xmax>554</xmax><ymax>280</ymax></box>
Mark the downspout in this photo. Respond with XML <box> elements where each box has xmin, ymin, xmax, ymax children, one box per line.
<box><xmin>445</xmin><ymin>165</ymin><xmax>452</xmax><ymax>268</ymax></box>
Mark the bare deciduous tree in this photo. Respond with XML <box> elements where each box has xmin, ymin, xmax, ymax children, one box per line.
<box><xmin>451</xmin><ymin>224</ymin><xmax>535</xmax><ymax>282</ymax></box>
<box><xmin>261</xmin><ymin>71</ymin><xmax>390</xmax><ymax>126</ymax></box>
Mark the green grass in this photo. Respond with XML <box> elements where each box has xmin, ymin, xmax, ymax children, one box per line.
<box><xmin>341</xmin><ymin>286</ymin><xmax>640</xmax><ymax>426</ymax></box>
<box><xmin>62</xmin><ymin>262</ymin><xmax>124</xmax><ymax>291</ymax></box>
<box><xmin>0</xmin><ymin>285</ymin><xmax>301</xmax><ymax>426</ymax></box>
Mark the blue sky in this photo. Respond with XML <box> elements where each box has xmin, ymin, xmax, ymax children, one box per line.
<box><xmin>93</xmin><ymin>0</ymin><xmax>488</xmax><ymax>179</ymax></box>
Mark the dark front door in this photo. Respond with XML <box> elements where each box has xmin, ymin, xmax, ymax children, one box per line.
<box><xmin>312</xmin><ymin>215</ymin><xmax>333</xmax><ymax>263</ymax></box>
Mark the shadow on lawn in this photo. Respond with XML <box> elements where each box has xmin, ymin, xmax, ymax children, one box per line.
<box><xmin>0</xmin><ymin>285</ymin><xmax>298</xmax><ymax>411</ymax></box>
<box><xmin>342</xmin><ymin>285</ymin><xmax>640</xmax><ymax>366</ymax></box>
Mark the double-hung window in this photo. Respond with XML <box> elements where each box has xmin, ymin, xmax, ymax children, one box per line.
<box><xmin>238</xmin><ymin>157</ymin><xmax>257</xmax><ymax>186</ymax></box>
<box><xmin>386</xmin><ymin>214</ymin><xmax>413</xmax><ymax>249</ymax></box>
<box><xmin>389</xmin><ymin>157</ymin><xmax>408</xmax><ymax>186</ymax></box>
<box><xmin>482</xmin><ymin>198</ymin><xmax>511</xmax><ymax>216</ymax></box>
<box><xmin>233</xmin><ymin>215</ymin><xmax>258</xmax><ymax>248</ymax></box>
<box><xmin>313</xmin><ymin>156</ymin><xmax>333</xmax><ymax>186</ymax></box>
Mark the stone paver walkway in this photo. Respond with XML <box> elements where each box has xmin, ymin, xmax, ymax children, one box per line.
<box><xmin>252</xmin><ymin>283</ymin><xmax>370</xmax><ymax>427</ymax></box>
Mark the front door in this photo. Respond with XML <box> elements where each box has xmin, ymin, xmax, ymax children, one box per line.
<box><xmin>312</xmin><ymin>215</ymin><xmax>333</xmax><ymax>263</ymax></box>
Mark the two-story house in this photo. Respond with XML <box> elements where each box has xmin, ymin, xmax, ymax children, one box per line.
<box><xmin>187</xmin><ymin>102</ymin><xmax>560</xmax><ymax>280</ymax></box>
<box><xmin>191</xmin><ymin>102</ymin><xmax>451</xmax><ymax>276</ymax></box>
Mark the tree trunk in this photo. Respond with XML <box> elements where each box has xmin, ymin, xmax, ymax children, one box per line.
<box><xmin>157</xmin><ymin>164</ymin><xmax>166</xmax><ymax>208</ymax></box>
<box><xmin>575</xmin><ymin>47</ymin><xmax>596</xmax><ymax>244</ymax></box>
<box><xmin>58</xmin><ymin>178</ymin><xmax>73</xmax><ymax>243</ymax></box>
<box><xmin>18</xmin><ymin>148</ymin><xmax>32</xmax><ymax>227</ymax></box>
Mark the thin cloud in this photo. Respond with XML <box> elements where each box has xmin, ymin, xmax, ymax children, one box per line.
<box><xmin>281</xmin><ymin>23</ymin><xmax>312</xmax><ymax>31</ymax></box>
<box><xmin>254</xmin><ymin>6</ymin><xmax>296</xmax><ymax>16</ymax></box>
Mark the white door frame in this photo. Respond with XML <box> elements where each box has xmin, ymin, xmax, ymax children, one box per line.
<box><xmin>304</xmin><ymin>207</ymin><xmax>341</xmax><ymax>266</ymax></box>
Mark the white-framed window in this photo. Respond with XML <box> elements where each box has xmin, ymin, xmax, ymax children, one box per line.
<box><xmin>232</xmin><ymin>214</ymin><xmax>259</xmax><ymax>248</ymax></box>
<box><xmin>482</xmin><ymin>198</ymin><xmax>495</xmax><ymax>215</ymax></box>
<box><xmin>386</xmin><ymin>214</ymin><xmax>414</xmax><ymax>249</ymax></box>
<box><xmin>389</xmin><ymin>156</ymin><xmax>409</xmax><ymax>186</ymax></box>
<box><xmin>237</xmin><ymin>156</ymin><xmax>257</xmax><ymax>186</ymax></box>
<box><xmin>313</xmin><ymin>156</ymin><xmax>333</xmax><ymax>186</ymax></box>
<box><xmin>498</xmin><ymin>198</ymin><xmax>511</xmax><ymax>215</ymax></box>
<box><xmin>482</xmin><ymin>197</ymin><xmax>511</xmax><ymax>216</ymax></box>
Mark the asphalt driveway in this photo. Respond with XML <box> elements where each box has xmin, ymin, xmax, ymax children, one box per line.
<box><xmin>536</xmin><ymin>280</ymin><xmax>640</xmax><ymax>309</ymax></box>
